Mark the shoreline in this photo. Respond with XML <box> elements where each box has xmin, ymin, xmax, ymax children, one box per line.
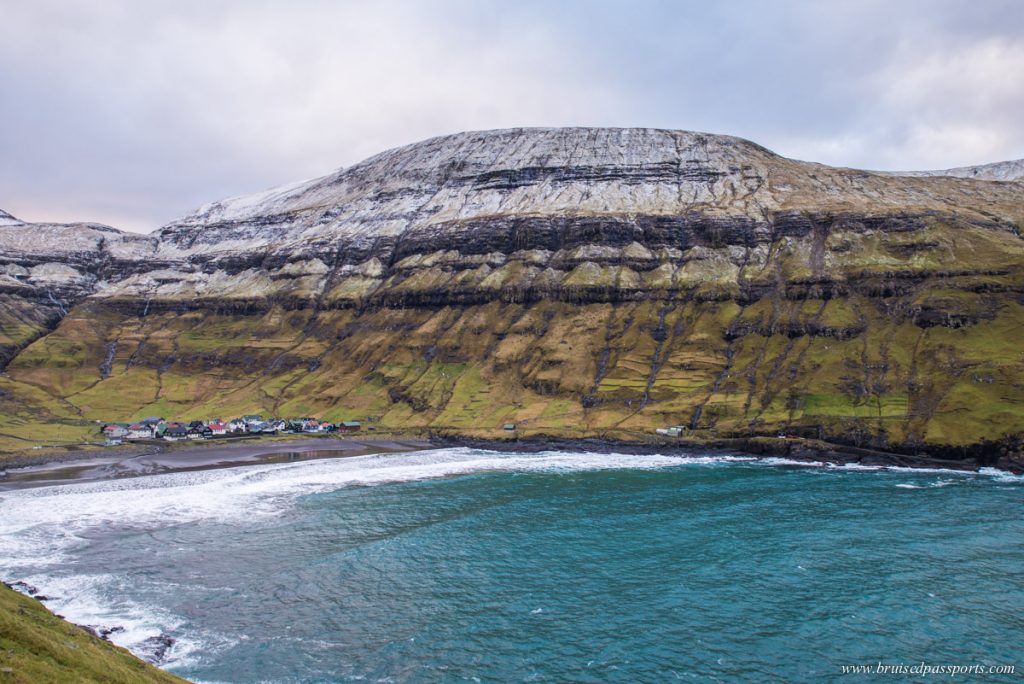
<box><xmin>1</xmin><ymin>429</ymin><xmax>1020</xmax><ymax>489</ymax></box>
<box><xmin>0</xmin><ymin>436</ymin><xmax>433</xmax><ymax>490</ymax></box>
<box><xmin>429</xmin><ymin>434</ymin><xmax>1024</xmax><ymax>474</ymax></box>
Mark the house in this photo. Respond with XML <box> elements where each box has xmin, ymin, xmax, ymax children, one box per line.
<box><xmin>187</xmin><ymin>424</ymin><xmax>212</xmax><ymax>439</ymax></box>
<box><xmin>102</xmin><ymin>424</ymin><xmax>129</xmax><ymax>439</ymax></box>
<box><xmin>163</xmin><ymin>425</ymin><xmax>188</xmax><ymax>441</ymax></box>
<box><xmin>126</xmin><ymin>423</ymin><xmax>153</xmax><ymax>440</ymax></box>
<box><xmin>227</xmin><ymin>419</ymin><xmax>247</xmax><ymax>433</ymax></box>
<box><xmin>208</xmin><ymin>421</ymin><xmax>227</xmax><ymax>436</ymax></box>
<box><xmin>337</xmin><ymin>421</ymin><xmax>361</xmax><ymax>433</ymax></box>
<box><xmin>243</xmin><ymin>415</ymin><xmax>264</xmax><ymax>427</ymax></box>
<box><xmin>503</xmin><ymin>423</ymin><xmax>516</xmax><ymax>431</ymax></box>
<box><xmin>140</xmin><ymin>416</ymin><xmax>164</xmax><ymax>427</ymax></box>
<box><xmin>301</xmin><ymin>419</ymin><xmax>330</xmax><ymax>433</ymax></box>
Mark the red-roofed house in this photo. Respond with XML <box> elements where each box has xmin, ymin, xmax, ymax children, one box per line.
<box><xmin>102</xmin><ymin>424</ymin><xmax>129</xmax><ymax>439</ymax></box>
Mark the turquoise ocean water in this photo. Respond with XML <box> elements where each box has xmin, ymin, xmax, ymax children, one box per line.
<box><xmin>0</xmin><ymin>448</ymin><xmax>1021</xmax><ymax>682</ymax></box>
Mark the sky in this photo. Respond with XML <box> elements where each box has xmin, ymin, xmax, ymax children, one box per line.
<box><xmin>2</xmin><ymin>0</ymin><xmax>1023</xmax><ymax>233</ymax></box>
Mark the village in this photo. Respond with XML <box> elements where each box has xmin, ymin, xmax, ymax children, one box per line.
<box><xmin>99</xmin><ymin>415</ymin><xmax>364</xmax><ymax>445</ymax></box>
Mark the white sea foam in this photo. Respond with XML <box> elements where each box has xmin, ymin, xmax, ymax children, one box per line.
<box><xmin>2</xmin><ymin>448</ymin><xmax>1015</xmax><ymax>574</ymax></box>
<box><xmin>8</xmin><ymin>571</ymin><xmax>224</xmax><ymax>668</ymax></box>
<box><xmin>755</xmin><ymin>456</ymin><xmax>825</xmax><ymax>468</ymax></box>
<box><xmin>894</xmin><ymin>479</ymin><xmax>956</xmax><ymax>490</ymax></box>
<box><xmin>0</xmin><ymin>448</ymin><xmax>689</xmax><ymax>564</ymax></box>
<box><xmin>977</xmin><ymin>466</ymin><xmax>1024</xmax><ymax>483</ymax></box>
<box><xmin>0</xmin><ymin>448</ymin><xmax>693</xmax><ymax>664</ymax></box>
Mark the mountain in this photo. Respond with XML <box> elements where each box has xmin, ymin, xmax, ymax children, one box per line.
<box><xmin>1</xmin><ymin>127</ymin><xmax>1023</xmax><ymax>467</ymax></box>
<box><xmin>0</xmin><ymin>216</ymin><xmax>154</xmax><ymax>367</ymax></box>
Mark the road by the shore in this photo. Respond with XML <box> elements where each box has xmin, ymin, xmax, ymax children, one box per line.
<box><xmin>0</xmin><ymin>437</ymin><xmax>433</xmax><ymax>490</ymax></box>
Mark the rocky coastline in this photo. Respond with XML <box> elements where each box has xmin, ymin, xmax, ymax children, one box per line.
<box><xmin>432</xmin><ymin>433</ymin><xmax>1024</xmax><ymax>473</ymax></box>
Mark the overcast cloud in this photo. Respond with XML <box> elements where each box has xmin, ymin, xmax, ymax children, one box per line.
<box><xmin>2</xmin><ymin>0</ymin><xmax>1022</xmax><ymax>233</ymax></box>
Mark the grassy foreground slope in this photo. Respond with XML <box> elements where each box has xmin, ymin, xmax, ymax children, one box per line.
<box><xmin>0</xmin><ymin>583</ymin><xmax>188</xmax><ymax>684</ymax></box>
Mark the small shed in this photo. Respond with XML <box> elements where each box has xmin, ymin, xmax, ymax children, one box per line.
<box><xmin>503</xmin><ymin>423</ymin><xmax>516</xmax><ymax>431</ymax></box>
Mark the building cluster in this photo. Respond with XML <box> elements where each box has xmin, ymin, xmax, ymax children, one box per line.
<box><xmin>100</xmin><ymin>415</ymin><xmax>363</xmax><ymax>444</ymax></box>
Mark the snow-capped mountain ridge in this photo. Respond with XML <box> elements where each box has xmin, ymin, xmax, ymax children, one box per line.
<box><xmin>165</xmin><ymin>128</ymin><xmax>1024</xmax><ymax>233</ymax></box>
<box><xmin>2</xmin><ymin>127</ymin><xmax>1023</xmax><ymax>308</ymax></box>
<box><xmin>0</xmin><ymin>209</ymin><xmax>21</xmax><ymax>226</ymax></box>
<box><xmin>886</xmin><ymin>158</ymin><xmax>1024</xmax><ymax>182</ymax></box>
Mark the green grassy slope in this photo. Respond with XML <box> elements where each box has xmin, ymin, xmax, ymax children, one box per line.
<box><xmin>4</xmin><ymin>286</ymin><xmax>1024</xmax><ymax>459</ymax></box>
<box><xmin>0</xmin><ymin>583</ymin><xmax>189</xmax><ymax>684</ymax></box>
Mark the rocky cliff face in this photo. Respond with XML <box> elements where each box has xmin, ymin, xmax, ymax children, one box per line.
<box><xmin>0</xmin><ymin>214</ymin><xmax>155</xmax><ymax>366</ymax></box>
<box><xmin>2</xmin><ymin>128</ymin><xmax>1023</xmax><ymax>465</ymax></box>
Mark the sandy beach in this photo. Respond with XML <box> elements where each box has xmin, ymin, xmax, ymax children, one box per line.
<box><xmin>0</xmin><ymin>437</ymin><xmax>433</xmax><ymax>491</ymax></box>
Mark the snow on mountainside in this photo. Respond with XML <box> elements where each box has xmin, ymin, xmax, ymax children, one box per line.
<box><xmin>164</xmin><ymin>128</ymin><xmax>783</xmax><ymax>228</ymax></box>
<box><xmin>152</xmin><ymin>128</ymin><xmax>1024</xmax><ymax>271</ymax></box>
<box><xmin>0</xmin><ymin>218</ymin><xmax>154</xmax><ymax>260</ymax></box>
<box><xmin>153</xmin><ymin>127</ymin><xmax>793</xmax><ymax>260</ymax></box>
<box><xmin>886</xmin><ymin>158</ymin><xmax>1024</xmax><ymax>182</ymax></box>
<box><xmin>0</xmin><ymin>209</ymin><xmax>21</xmax><ymax>226</ymax></box>
<box><xmin>162</xmin><ymin>128</ymin><xmax>1024</xmax><ymax>239</ymax></box>
<box><xmin>0</xmin><ymin>214</ymin><xmax>157</xmax><ymax>301</ymax></box>
<box><xmin>4</xmin><ymin>128</ymin><xmax>1024</xmax><ymax>307</ymax></box>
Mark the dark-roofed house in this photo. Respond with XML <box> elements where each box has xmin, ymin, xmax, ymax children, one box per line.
<box><xmin>188</xmin><ymin>424</ymin><xmax>212</xmax><ymax>439</ymax></box>
<box><xmin>163</xmin><ymin>425</ymin><xmax>188</xmax><ymax>441</ymax></box>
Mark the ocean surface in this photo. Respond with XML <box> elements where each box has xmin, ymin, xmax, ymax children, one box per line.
<box><xmin>1</xmin><ymin>448</ymin><xmax>1021</xmax><ymax>683</ymax></box>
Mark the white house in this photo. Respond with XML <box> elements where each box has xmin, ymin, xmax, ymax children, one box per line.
<box><xmin>126</xmin><ymin>424</ymin><xmax>153</xmax><ymax>440</ymax></box>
